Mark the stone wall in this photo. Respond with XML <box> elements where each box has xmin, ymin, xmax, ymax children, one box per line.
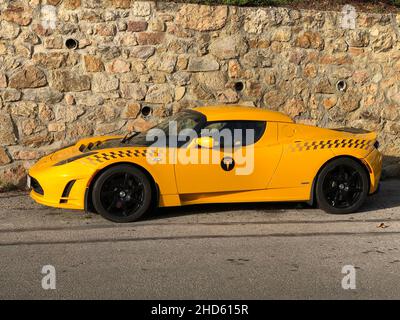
<box><xmin>1</xmin><ymin>0</ymin><xmax>400</xmax><ymax>189</ymax></box>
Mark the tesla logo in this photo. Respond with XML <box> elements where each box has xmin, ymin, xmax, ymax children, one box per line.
<box><xmin>221</xmin><ymin>157</ymin><xmax>235</xmax><ymax>171</ymax></box>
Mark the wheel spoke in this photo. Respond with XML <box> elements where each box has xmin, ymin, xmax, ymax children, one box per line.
<box><xmin>121</xmin><ymin>201</ymin><xmax>128</xmax><ymax>216</ymax></box>
<box><xmin>349</xmin><ymin>171</ymin><xmax>358</xmax><ymax>183</ymax></box>
<box><xmin>123</xmin><ymin>173</ymin><xmax>129</xmax><ymax>188</ymax></box>
<box><xmin>334</xmin><ymin>191</ymin><xmax>340</xmax><ymax>202</ymax></box>
<box><xmin>106</xmin><ymin>197</ymin><xmax>118</xmax><ymax>211</ymax></box>
<box><xmin>339</xmin><ymin>166</ymin><xmax>345</xmax><ymax>180</ymax></box>
<box><xmin>101</xmin><ymin>190</ymin><xmax>115</xmax><ymax>197</ymax></box>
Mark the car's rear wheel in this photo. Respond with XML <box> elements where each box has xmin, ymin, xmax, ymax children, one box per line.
<box><xmin>316</xmin><ymin>158</ymin><xmax>369</xmax><ymax>214</ymax></box>
<box><xmin>92</xmin><ymin>164</ymin><xmax>152</xmax><ymax>223</ymax></box>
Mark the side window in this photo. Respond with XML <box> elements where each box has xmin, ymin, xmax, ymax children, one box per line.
<box><xmin>201</xmin><ymin>121</ymin><xmax>266</xmax><ymax>148</ymax></box>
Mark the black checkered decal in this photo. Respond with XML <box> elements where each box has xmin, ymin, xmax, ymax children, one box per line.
<box><xmin>290</xmin><ymin>139</ymin><xmax>373</xmax><ymax>152</ymax></box>
<box><xmin>86</xmin><ymin>149</ymin><xmax>149</xmax><ymax>164</ymax></box>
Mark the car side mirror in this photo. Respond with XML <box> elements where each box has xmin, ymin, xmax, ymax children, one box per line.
<box><xmin>195</xmin><ymin>137</ymin><xmax>214</xmax><ymax>149</ymax></box>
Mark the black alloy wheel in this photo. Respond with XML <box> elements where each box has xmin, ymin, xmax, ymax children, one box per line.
<box><xmin>316</xmin><ymin>158</ymin><xmax>369</xmax><ymax>214</ymax></box>
<box><xmin>92</xmin><ymin>165</ymin><xmax>152</xmax><ymax>222</ymax></box>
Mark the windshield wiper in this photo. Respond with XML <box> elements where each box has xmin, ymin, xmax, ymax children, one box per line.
<box><xmin>121</xmin><ymin>131</ymin><xmax>140</xmax><ymax>143</ymax></box>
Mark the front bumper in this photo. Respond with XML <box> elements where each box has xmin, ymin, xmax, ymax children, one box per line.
<box><xmin>28</xmin><ymin>176</ymin><xmax>88</xmax><ymax>210</ymax></box>
<box><xmin>28</xmin><ymin>158</ymin><xmax>95</xmax><ymax>210</ymax></box>
<box><xmin>27</xmin><ymin>175</ymin><xmax>44</xmax><ymax>195</ymax></box>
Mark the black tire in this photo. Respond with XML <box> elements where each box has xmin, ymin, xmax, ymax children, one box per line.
<box><xmin>92</xmin><ymin>164</ymin><xmax>152</xmax><ymax>223</ymax></box>
<box><xmin>315</xmin><ymin>157</ymin><xmax>369</xmax><ymax>214</ymax></box>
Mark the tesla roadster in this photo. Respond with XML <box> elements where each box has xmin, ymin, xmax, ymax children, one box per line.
<box><xmin>28</xmin><ymin>105</ymin><xmax>382</xmax><ymax>222</ymax></box>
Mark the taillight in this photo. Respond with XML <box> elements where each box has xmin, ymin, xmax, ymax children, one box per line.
<box><xmin>374</xmin><ymin>141</ymin><xmax>380</xmax><ymax>149</ymax></box>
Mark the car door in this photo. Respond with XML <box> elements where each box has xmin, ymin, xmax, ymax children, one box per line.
<box><xmin>174</xmin><ymin>120</ymin><xmax>283</xmax><ymax>194</ymax></box>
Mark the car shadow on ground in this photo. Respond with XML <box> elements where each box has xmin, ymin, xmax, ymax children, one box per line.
<box><xmin>149</xmin><ymin>201</ymin><xmax>304</xmax><ymax>220</ymax></box>
<box><xmin>146</xmin><ymin>178</ymin><xmax>400</xmax><ymax>221</ymax></box>
<box><xmin>358</xmin><ymin>180</ymin><xmax>400</xmax><ymax>213</ymax></box>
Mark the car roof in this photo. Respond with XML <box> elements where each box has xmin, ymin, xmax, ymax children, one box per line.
<box><xmin>192</xmin><ymin>105</ymin><xmax>293</xmax><ymax>123</ymax></box>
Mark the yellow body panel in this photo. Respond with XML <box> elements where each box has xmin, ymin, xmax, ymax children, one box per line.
<box><xmin>28</xmin><ymin>106</ymin><xmax>382</xmax><ymax>212</ymax></box>
<box><xmin>194</xmin><ymin>105</ymin><xmax>293</xmax><ymax>123</ymax></box>
<box><xmin>174</xmin><ymin>122</ymin><xmax>282</xmax><ymax>194</ymax></box>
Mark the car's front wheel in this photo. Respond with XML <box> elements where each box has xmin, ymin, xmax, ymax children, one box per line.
<box><xmin>316</xmin><ymin>158</ymin><xmax>369</xmax><ymax>214</ymax></box>
<box><xmin>92</xmin><ymin>164</ymin><xmax>152</xmax><ymax>223</ymax></box>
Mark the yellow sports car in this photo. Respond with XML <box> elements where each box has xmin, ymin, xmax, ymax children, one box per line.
<box><xmin>28</xmin><ymin>105</ymin><xmax>382</xmax><ymax>222</ymax></box>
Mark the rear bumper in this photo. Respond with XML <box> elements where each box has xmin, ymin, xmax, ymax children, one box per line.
<box><xmin>363</xmin><ymin>148</ymin><xmax>382</xmax><ymax>194</ymax></box>
<box><xmin>370</xmin><ymin>182</ymin><xmax>381</xmax><ymax>196</ymax></box>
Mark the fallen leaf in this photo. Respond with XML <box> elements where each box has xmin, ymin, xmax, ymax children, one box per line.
<box><xmin>377</xmin><ymin>223</ymin><xmax>389</xmax><ymax>229</ymax></box>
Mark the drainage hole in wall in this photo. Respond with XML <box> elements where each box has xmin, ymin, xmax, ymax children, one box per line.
<box><xmin>65</xmin><ymin>38</ymin><xmax>78</xmax><ymax>50</ymax></box>
<box><xmin>141</xmin><ymin>106</ymin><xmax>152</xmax><ymax>118</ymax></box>
<box><xmin>336</xmin><ymin>80</ymin><xmax>347</xmax><ymax>92</ymax></box>
<box><xmin>234</xmin><ymin>81</ymin><xmax>245</xmax><ymax>92</ymax></box>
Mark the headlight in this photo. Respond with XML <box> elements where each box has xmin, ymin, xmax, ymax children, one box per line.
<box><xmin>53</xmin><ymin>152</ymin><xmax>98</xmax><ymax>166</ymax></box>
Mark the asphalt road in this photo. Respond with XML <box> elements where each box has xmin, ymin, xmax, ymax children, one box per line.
<box><xmin>1</xmin><ymin>180</ymin><xmax>400</xmax><ymax>299</ymax></box>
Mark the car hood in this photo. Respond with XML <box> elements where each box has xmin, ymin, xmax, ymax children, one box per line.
<box><xmin>77</xmin><ymin>136</ymin><xmax>127</xmax><ymax>153</ymax></box>
<box><xmin>49</xmin><ymin>136</ymin><xmax>125</xmax><ymax>162</ymax></box>
<box><xmin>31</xmin><ymin>135</ymin><xmax>153</xmax><ymax>173</ymax></box>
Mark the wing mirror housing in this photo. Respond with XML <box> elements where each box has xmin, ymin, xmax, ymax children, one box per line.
<box><xmin>195</xmin><ymin>137</ymin><xmax>214</xmax><ymax>149</ymax></box>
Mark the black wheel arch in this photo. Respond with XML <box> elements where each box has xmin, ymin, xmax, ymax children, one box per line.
<box><xmin>307</xmin><ymin>155</ymin><xmax>371</xmax><ymax>206</ymax></box>
<box><xmin>84</xmin><ymin>162</ymin><xmax>160</xmax><ymax>213</ymax></box>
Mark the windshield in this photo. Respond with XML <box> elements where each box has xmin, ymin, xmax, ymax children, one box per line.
<box><xmin>152</xmin><ymin>110</ymin><xmax>205</xmax><ymax>135</ymax></box>
<box><xmin>126</xmin><ymin>110</ymin><xmax>205</xmax><ymax>147</ymax></box>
